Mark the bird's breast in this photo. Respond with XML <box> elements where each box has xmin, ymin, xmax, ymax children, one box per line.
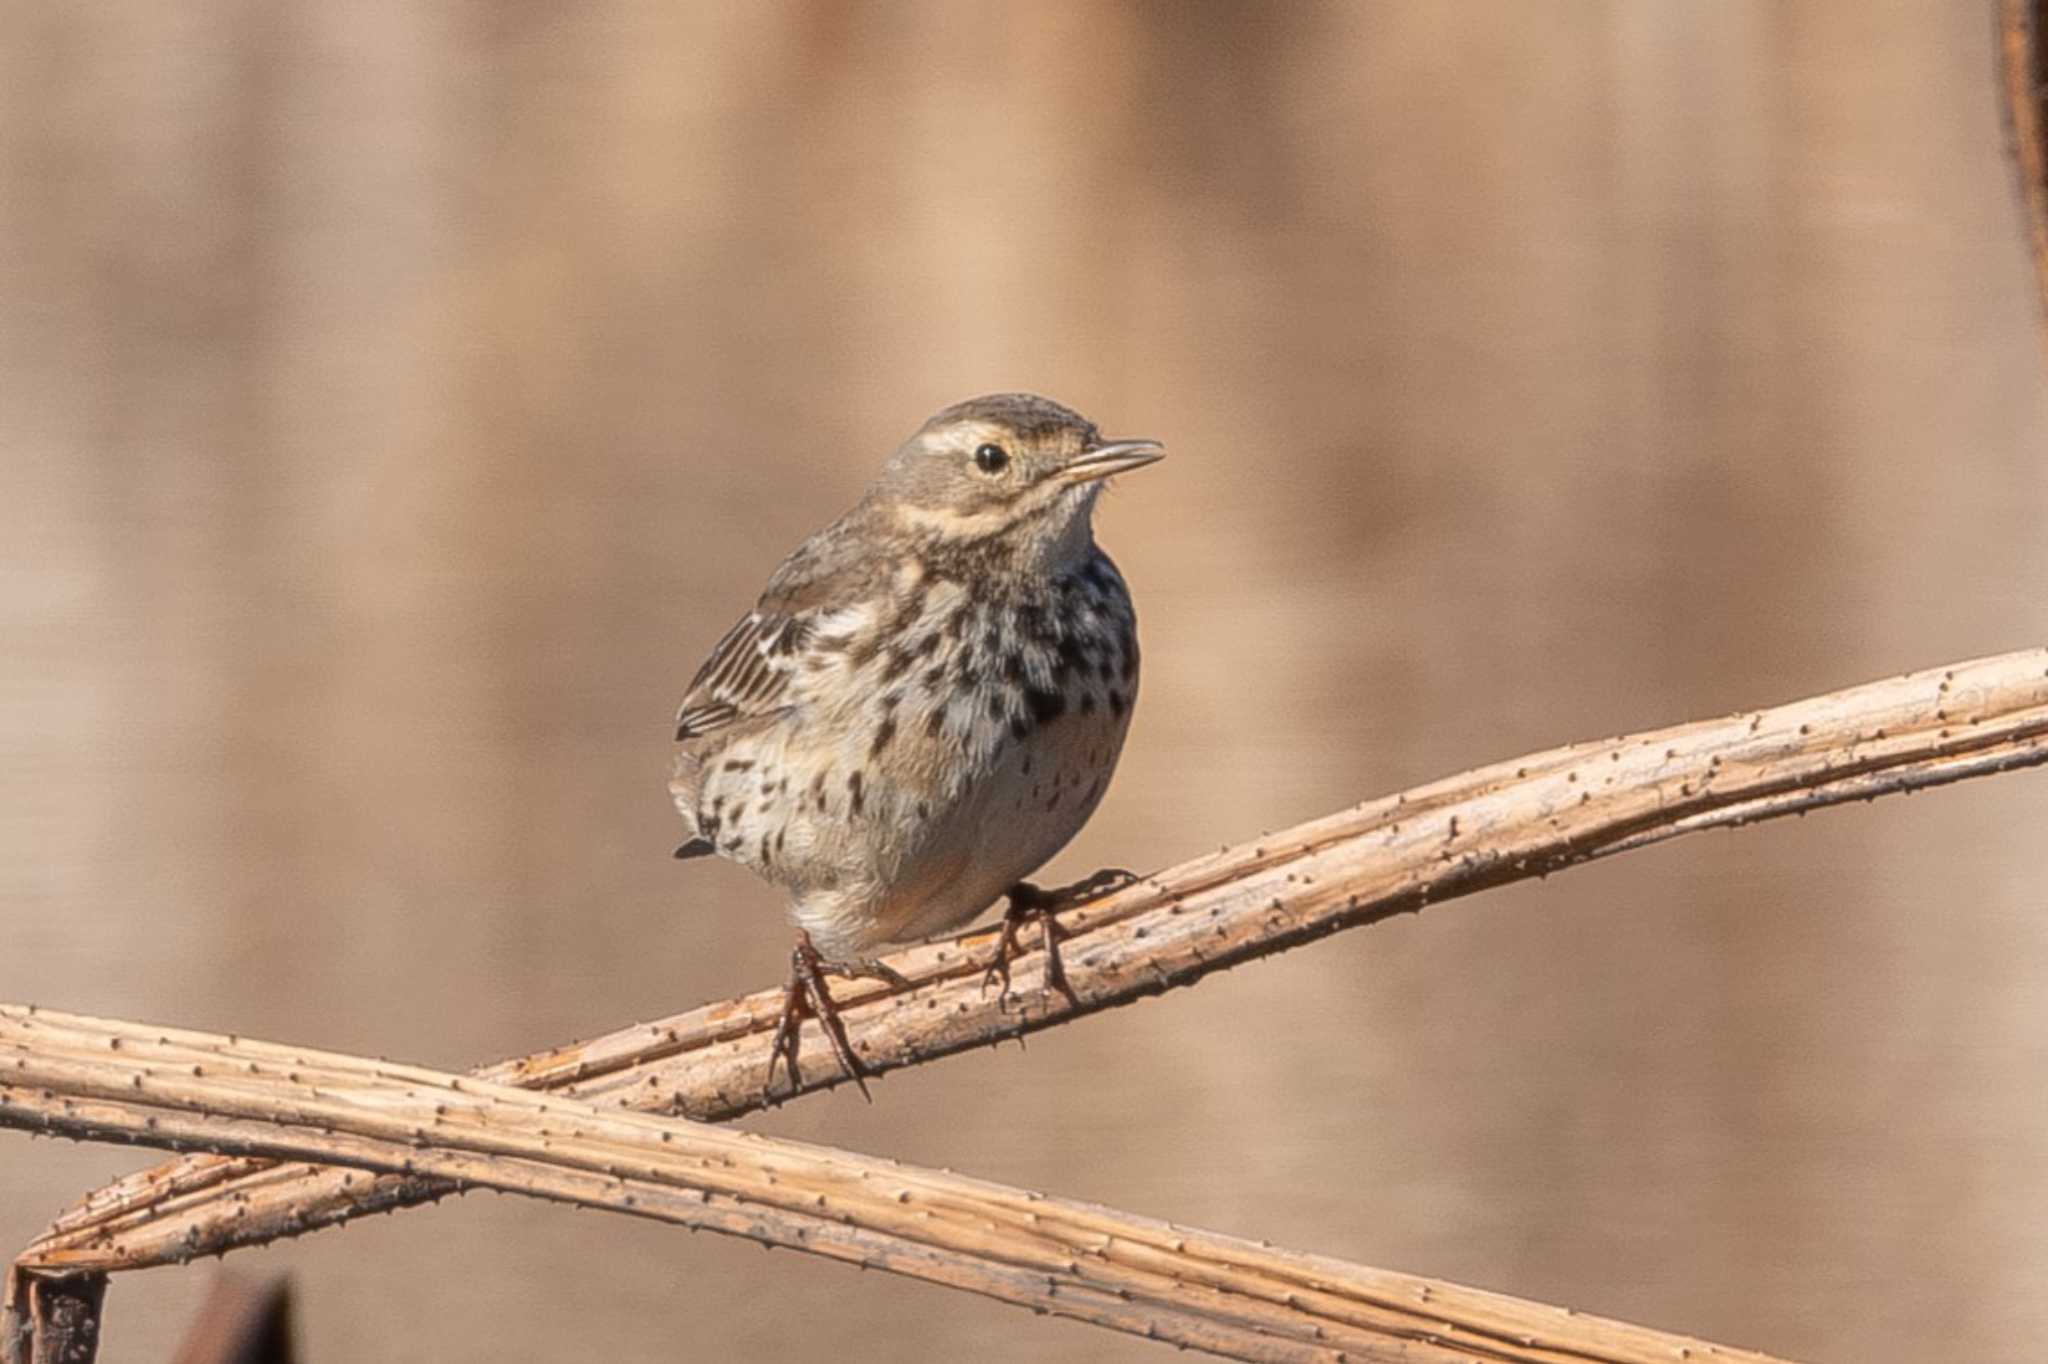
<box><xmin>692</xmin><ymin>556</ymin><xmax>1140</xmax><ymax>951</ymax></box>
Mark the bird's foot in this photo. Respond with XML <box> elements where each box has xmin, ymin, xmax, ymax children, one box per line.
<box><xmin>980</xmin><ymin>868</ymin><xmax>1137</xmax><ymax>1006</ymax></box>
<box><xmin>766</xmin><ymin>932</ymin><xmax>908</xmax><ymax>1103</ymax></box>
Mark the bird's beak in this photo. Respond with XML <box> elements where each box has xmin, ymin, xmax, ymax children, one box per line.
<box><xmin>1056</xmin><ymin>438</ymin><xmax>1166</xmax><ymax>486</ymax></box>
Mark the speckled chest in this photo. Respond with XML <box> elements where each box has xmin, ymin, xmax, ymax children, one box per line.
<box><xmin>692</xmin><ymin>550</ymin><xmax>1138</xmax><ymax>901</ymax></box>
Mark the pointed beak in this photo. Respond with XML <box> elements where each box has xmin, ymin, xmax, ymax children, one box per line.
<box><xmin>1056</xmin><ymin>438</ymin><xmax>1166</xmax><ymax>486</ymax></box>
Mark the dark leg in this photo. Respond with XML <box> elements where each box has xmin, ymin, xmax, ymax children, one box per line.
<box><xmin>765</xmin><ymin>932</ymin><xmax>910</xmax><ymax>1102</ymax></box>
<box><xmin>981</xmin><ymin>868</ymin><xmax>1138</xmax><ymax>1005</ymax></box>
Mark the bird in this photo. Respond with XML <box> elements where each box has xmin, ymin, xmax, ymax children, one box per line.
<box><xmin>670</xmin><ymin>393</ymin><xmax>1162</xmax><ymax>1099</ymax></box>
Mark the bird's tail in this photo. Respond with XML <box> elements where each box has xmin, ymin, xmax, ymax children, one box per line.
<box><xmin>670</xmin><ymin>749</ymin><xmax>712</xmax><ymax>859</ymax></box>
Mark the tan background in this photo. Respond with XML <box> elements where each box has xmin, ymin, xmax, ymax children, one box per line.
<box><xmin>4</xmin><ymin>4</ymin><xmax>2047</xmax><ymax>1361</ymax></box>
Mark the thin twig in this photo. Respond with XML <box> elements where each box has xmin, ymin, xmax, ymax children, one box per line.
<box><xmin>0</xmin><ymin>1005</ymin><xmax>1794</xmax><ymax>1364</ymax></box>
<box><xmin>1998</xmin><ymin>0</ymin><xmax>2048</xmax><ymax>347</ymax></box>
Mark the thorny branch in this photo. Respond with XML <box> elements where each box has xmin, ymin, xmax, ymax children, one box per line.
<box><xmin>0</xmin><ymin>1005</ymin><xmax>1793</xmax><ymax>1364</ymax></box>
<box><xmin>6</xmin><ymin>647</ymin><xmax>2048</xmax><ymax>1361</ymax></box>
<box><xmin>1999</xmin><ymin>0</ymin><xmax>2048</xmax><ymax>345</ymax></box>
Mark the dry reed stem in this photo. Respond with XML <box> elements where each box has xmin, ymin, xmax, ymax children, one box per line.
<box><xmin>25</xmin><ymin>649</ymin><xmax>2048</xmax><ymax>1287</ymax></box>
<box><xmin>1999</xmin><ymin>0</ymin><xmax>2048</xmax><ymax>346</ymax></box>
<box><xmin>5</xmin><ymin>650</ymin><xmax>2042</xmax><ymax>1361</ymax></box>
<box><xmin>0</xmin><ymin>1005</ymin><xmax>1793</xmax><ymax>1364</ymax></box>
<box><xmin>2</xmin><ymin>1273</ymin><xmax>100</xmax><ymax>1364</ymax></box>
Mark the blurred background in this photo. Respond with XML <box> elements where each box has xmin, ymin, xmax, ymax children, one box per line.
<box><xmin>4</xmin><ymin>3</ymin><xmax>2046</xmax><ymax>1361</ymax></box>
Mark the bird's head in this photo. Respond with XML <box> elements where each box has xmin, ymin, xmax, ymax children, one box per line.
<box><xmin>870</xmin><ymin>394</ymin><xmax>1163</xmax><ymax>557</ymax></box>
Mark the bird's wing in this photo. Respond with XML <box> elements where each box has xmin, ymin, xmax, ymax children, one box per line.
<box><xmin>672</xmin><ymin>519</ymin><xmax>881</xmax><ymax>742</ymax></box>
<box><xmin>672</xmin><ymin>608</ymin><xmax>812</xmax><ymax>739</ymax></box>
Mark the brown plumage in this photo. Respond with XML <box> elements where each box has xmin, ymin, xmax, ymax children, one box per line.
<box><xmin>670</xmin><ymin>393</ymin><xmax>1163</xmax><ymax>1096</ymax></box>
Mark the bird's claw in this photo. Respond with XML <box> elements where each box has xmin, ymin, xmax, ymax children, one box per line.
<box><xmin>980</xmin><ymin>868</ymin><xmax>1137</xmax><ymax>1006</ymax></box>
<box><xmin>766</xmin><ymin>934</ymin><xmax>904</xmax><ymax>1103</ymax></box>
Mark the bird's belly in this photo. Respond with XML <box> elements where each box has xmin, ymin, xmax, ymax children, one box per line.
<box><xmin>864</xmin><ymin>700</ymin><xmax>1131</xmax><ymax>946</ymax></box>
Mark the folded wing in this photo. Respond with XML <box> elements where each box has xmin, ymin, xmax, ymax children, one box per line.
<box><xmin>673</xmin><ymin>610</ymin><xmax>810</xmax><ymax>740</ymax></box>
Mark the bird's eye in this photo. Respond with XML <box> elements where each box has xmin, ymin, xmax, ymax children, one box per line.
<box><xmin>973</xmin><ymin>442</ymin><xmax>1010</xmax><ymax>475</ymax></box>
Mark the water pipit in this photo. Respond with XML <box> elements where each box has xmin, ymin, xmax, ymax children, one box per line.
<box><xmin>670</xmin><ymin>393</ymin><xmax>1161</xmax><ymax>1098</ymax></box>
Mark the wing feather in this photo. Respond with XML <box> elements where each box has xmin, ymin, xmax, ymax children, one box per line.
<box><xmin>672</xmin><ymin>508</ymin><xmax>886</xmax><ymax>743</ymax></box>
<box><xmin>674</xmin><ymin>611</ymin><xmax>801</xmax><ymax>740</ymax></box>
